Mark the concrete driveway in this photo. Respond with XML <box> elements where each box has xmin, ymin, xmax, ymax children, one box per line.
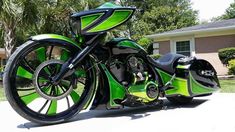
<box><xmin>0</xmin><ymin>93</ymin><xmax>235</xmax><ymax>132</ymax></box>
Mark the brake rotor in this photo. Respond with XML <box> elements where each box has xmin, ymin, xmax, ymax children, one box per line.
<box><xmin>33</xmin><ymin>60</ymin><xmax>74</xmax><ymax>100</ymax></box>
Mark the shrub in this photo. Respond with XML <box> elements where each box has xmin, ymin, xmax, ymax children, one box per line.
<box><xmin>0</xmin><ymin>66</ymin><xmax>4</xmax><ymax>72</ymax></box>
<box><xmin>218</xmin><ymin>47</ymin><xmax>235</xmax><ymax>65</ymax></box>
<box><xmin>150</xmin><ymin>54</ymin><xmax>161</xmax><ymax>60</ymax></box>
<box><xmin>228</xmin><ymin>59</ymin><xmax>235</xmax><ymax>75</ymax></box>
<box><xmin>137</xmin><ymin>37</ymin><xmax>153</xmax><ymax>50</ymax></box>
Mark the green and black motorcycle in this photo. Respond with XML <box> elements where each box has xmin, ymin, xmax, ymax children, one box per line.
<box><xmin>4</xmin><ymin>2</ymin><xmax>220</xmax><ymax>124</ymax></box>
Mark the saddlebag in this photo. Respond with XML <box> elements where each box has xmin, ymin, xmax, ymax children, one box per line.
<box><xmin>160</xmin><ymin>56</ymin><xmax>220</xmax><ymax>97</ymax></box>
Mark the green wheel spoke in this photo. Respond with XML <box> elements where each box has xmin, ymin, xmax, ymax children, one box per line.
<box><xmin>20</xmin><ymin>87</ymin><xmax>50</xmax><ymax>105</ymax></box>
<box><xmin>60</xmin><ymin>80</ymin><xmax>71</xmax><ymax>88</ymax></box>
<box><xmin>21</xmin><ymin>92</ymin><xmax>40</xmax><ymax>105</ymax></box>
<box><xmin>44</xmin><ymin>85</ymin><xmax>52</xmax><ymax>95</ymax></box>
<box><xmin>47</xmin><ymin>100</ymin><xmax>57</xmax><ymax>115</ymax></box>
<box><xmin>56</xmin><ymin>86</ymin><xmax>62</xmax><ymax>95</ymax></box>
<box><xmin>44</xmin><ymin>66</ymin><xmax>51</xmax><ymax>74</ymax></box>
<box><xmin>60</xmin><ymin>49</ymin><xmax>70</xmax><ymax>61</ymax></box>
<box><xmin>38</xmin><ymin>77</ymin><xmax>50</xmax><ymax>83</ymax></box>
<box><xmin>55</xmin><ymin>64</ymin><xmax>62</xmax><ymax>74</ymax></box>
<box><xmin>17</xmin><ymin>66</ymin><xmax>33</xmax><ymax>79</ymax></box>
<box><xmin>70</xmin><ymin>90</ymin><xmax>80</xmax><ymax>103</ymax></box>
<box><xmin>75</xmin><ymin>69</ymin><xmax>86</xmax><ymax>78</ymax></box>
<box><xmin>36</xmin><ymin>47</ymin><xmax>46</xmax><ymax>62</ymax></box>
<box><xmin>17</xmin><ymin>88</ymin><xmax>35</xmax><ymax>91</ymax></box>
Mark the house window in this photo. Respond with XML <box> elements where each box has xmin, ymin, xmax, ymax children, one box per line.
<box><xmin>153</xmin><ymin>43</ymin><xmax>159</xmax><ymax>54</ymax></box>
<box><xmin>176</xmin><ymin>41</ymin><xmax>191</xmax><ymax>56</ymax></box>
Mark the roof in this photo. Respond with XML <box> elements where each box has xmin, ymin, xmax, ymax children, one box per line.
<box><xmin>147</xmin><ymin>18</ymin><xmax>235</xmax><ymax>39</ymax></box>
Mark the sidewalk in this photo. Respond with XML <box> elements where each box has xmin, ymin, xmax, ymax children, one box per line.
<box><xmin>0</xmin><ymin>93</ymin><xmax>235</xmax><ymax>132</ymax></box>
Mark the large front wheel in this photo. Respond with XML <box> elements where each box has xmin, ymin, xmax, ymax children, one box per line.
<box><xmin>4</xmin><ymin>40</ymin><xmax>97</xmax><ymax>124</ymax></box>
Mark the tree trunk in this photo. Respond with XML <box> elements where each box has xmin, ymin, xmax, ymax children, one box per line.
<box><xmin>4</xmin><ymin>25</ymin><xmax>16</xmax><ymax>58</ymax></box>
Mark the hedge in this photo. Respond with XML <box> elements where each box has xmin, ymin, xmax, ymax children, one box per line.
<box><xmin>150</xmin><ymin>54</ymin><xmax>161</xmax><ymax>59</ymax></box>
<box><xmin>228</xmin><ymin>59</ymin><xmax>235</xmax><ymax>75</ymax></box>
<box><xmin>218</xmin><ymin>47</ymin><xmax>235</xmax><ymax>65</ymax></box>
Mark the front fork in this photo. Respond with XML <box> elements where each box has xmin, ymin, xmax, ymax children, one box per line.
<box><xmin>52</xmin><ymin>34</ymin><xmax>102</xmax><ymax>84</ymax></box>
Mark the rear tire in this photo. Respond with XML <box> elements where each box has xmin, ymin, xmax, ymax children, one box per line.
<box><xmin>167</xmin><ymin>96</ymin><xmax>193</xmax><ymax>104</ymax></box>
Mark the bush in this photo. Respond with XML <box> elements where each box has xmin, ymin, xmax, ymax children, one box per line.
<box><xmin>150</xmin><ymin>54</ymin><xmax>161</xmax><ymax>60</ymax></box>
<box><xmin>218</xmin><ymin>47</ymin><xmax>235</xmax><ymax>65</ymax></box>
<box><xmin>0</xmin><ymin>66</ymin><xmax>4</xmax><ymax>72</ymax></box>
<box><xmin>228</xmin><ymin>59</ymin><xmax>235</xmax><ymax>75</ymax></box>
<box><xmin>137</xmin><ymin>37</ymin><xmax>153</xmax><ymax>50</ymax></box>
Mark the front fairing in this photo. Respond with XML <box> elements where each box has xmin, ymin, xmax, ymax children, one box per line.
<box><xmin>70</xmin><ymin>2</ymin><xmax>135</xmax><ymax>35</ymax></box>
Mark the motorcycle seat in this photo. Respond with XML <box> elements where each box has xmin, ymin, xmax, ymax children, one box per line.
<box><xmin>148</xmin><ymin>53</ymin><xmax>185</xmax><ymax>74</ymax></box>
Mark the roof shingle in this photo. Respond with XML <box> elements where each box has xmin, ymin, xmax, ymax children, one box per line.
<box><xmin>161</xmin><ymin>18</ymin><xmax>235</xmax><ymax>34</ymax></box>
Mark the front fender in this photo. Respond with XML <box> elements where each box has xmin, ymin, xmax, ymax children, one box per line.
<box><xmin>30</xmin><ymin>34</ymin><xmax>82</xmax><ymax>50</ymax></box>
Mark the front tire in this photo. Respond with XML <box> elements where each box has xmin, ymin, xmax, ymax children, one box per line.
<box><xmin>4</xmin><ymin>40</ymin><xmax>97</xmax><ymax>124</ymax></box>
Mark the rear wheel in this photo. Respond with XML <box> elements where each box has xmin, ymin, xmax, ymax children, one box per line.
<box><xmin>167</xmin><ymin>96</ymin><xmax>193</xmax><ymax>104</ymax></box>
<box><xmin>4</xmin><ymin>40</ymin><xmax>97</xmax><ymax>124</ymax></box>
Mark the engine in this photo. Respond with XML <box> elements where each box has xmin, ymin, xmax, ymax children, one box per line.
<box><xmin>108</xmin><ymin>55</ymin><xmax>159</xmax><ymax>105</ymax></box>
<box><xmin>109</xmin><ymin>55</ymin><xmax>149</xmax><ymax>85</ymax></box>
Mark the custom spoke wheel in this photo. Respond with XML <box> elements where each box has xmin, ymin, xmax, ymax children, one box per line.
<box><xmin>33</xmin><ymin>60</ymin><xmax>75</xmax><ymax>101</ymax></box>
<box><xmin>4</xmin><ymin>40</ymin><xmax>96</xmax><ymax>124</ymax></box>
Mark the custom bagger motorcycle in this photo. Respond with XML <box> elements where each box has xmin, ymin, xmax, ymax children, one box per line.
<box><xmin>4</xmin><ymin>2</ymin><xmax>220</xmax><ymax>124</ymax></box>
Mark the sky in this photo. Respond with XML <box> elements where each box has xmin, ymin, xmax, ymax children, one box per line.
<box><xmin>191</xmin><ymin>0</ymin><xmax>234</xmax><ymax>21</ymax></box>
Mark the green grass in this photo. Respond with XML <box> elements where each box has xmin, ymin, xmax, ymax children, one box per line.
<box><xmin>0</xmin><ymin>87</ymin><xmax>5</xmax><ymax>101</ymax></box>
<box><xmin>219</xmin><ymin>79</ymin><xmax>235</xmax><ymax>93</ymax></box>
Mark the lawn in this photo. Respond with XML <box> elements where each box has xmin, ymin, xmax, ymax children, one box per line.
<box><xmin>219</xmin><ymin>79</ymin><xmax>235</xmax><ymax>93</ymax></box>
<box><xmin>0</xmin><ymin>87</ymin><xmax>5</xmax><ymax>101</ymax></box>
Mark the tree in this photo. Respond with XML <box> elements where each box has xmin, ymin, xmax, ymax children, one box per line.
<box><xmin>0</xmin><ymin>0</ymin><xmax>107</xmax><ymax>57</ymax></box>
<box><xmin>0</xmin><ymin>28</ymin><xmax>4</xmax><ymax>48</ymax></box>
<box><xmin>216</xmin><ymin>0</ymin><xmax>235</xmax><ymax>20</ymax></box>
<box><xmin>0</xmin><ymin>0</ymin><xmax>38</xmax><ymax>58</ymax></box>
<box><xmin>0</xmin><ymin>0</ymin><xmax>198</xmax><ymax>57</ymax></box>
<box><xmin>0</xmin><ymin>0</ymin><xmax>20</xmax><ymax>58</ymax></box>
<box><xmin>126</xmin><ymin>0</ymin><xmax>198</xmax><ymax>39</ymax></box>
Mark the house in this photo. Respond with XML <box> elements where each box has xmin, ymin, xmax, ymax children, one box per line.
<box><xmin>146</xmin><ymin>18</ymin><xmax>235</xmax><ymax>75</ymax></box>
<box><xmin>0</xmin><ymin>48</ymin><xmax>6</xmax><ymax>68</ymax></box>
